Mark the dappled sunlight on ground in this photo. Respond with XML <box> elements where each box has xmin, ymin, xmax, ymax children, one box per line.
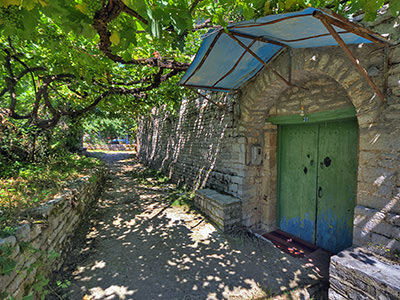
<box><xmin>52</xmin><ymin>152</ymin><xmax>329</xmax><ymax>300</ymax></box>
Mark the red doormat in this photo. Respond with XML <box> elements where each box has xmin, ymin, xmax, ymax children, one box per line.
<box><xmin>262</xmin><ymin>229</ymin><xmax>318</xmax><ymax>258</ymax></box>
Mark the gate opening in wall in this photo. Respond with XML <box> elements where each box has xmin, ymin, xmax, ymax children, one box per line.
<box><xmin>277</xmin><ymin>117</ymin><xmax>358</xmax><ymax>254</ymax></box>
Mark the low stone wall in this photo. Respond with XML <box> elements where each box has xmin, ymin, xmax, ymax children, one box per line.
<box><xmin>195</xmin><ymin>189</ymin><xmax>241</xmax><ymax>231</ymax></box>
<box><xmin>0</xmin><ymin>168</ymin><xmax>107</xmax><ymax>299</ymax></box>
<box><xmin>329</xmin><ymin>247</ymin><xmax>400</xmax><ymax>299</ymax></box>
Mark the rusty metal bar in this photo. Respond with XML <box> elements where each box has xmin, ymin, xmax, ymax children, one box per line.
<box><xmin>313</xmin><ymin>10</ymin><xmax>389</xmax><ymax>46</ymax></box>
<box><xmin>229</xmin><ymin>13</ymin><xmax>313</xmax><ymax>29</ymax></box>
<box><xmin>232</xmin><ymin>47</ymin><xmax>287</xmax><ymax>90</ymax></box>
<box><xmin>274</xmin><ymin>31</ymin><xmax>348</xmax><ymax>43</ymax></box>
<box><xmin>226</xmin><ymin>31</ymin><xmax>294</xmax><ymax>87</ymax></box>
<box><xmin>384</xmin><ymin>45</ymin><xmax>389</xmax><ymax>98</ymax></box>
<box><xmin>183</xmin><ymin>84</ymin><xmax>231</xmax><ymax>91</ymax></box>
<box><xmin>319</xmin><ymin>17</ymin><xmax>386</xmax><ymax>103</ymax></box>
<box><xmin>212</xmin><ymin>40</ymin><xmax>257</xmax><ymax>88</ymax></box>
<box><xmin>228</xmin><ymin>31</ymin><xmax>288</xmax><ymax>48</ymax></box>
<box><xmin>288</xmin><ymin>48</ymin><xmax>292</xmax><ymax>84</ymax></box>
<box><xmin>182</xmin><ymin>30</ymin><xmax>223</xmax><ymax>85</ymax></box>
<box><xmin>318</xmin><ymin>8</ymin><xmax>392</xmax><ymax>45</ymax></box>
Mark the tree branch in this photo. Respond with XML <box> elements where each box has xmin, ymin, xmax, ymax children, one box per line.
<box><xmin>190</xmin><ymin>0</ymin><xmax>203</xmax><ymax>14</ymax></box>
<box><xmin>121</xmin><ymin>5</ymin><xmax>149</xmax><ymax>25</ymax></box>
<box><xmin>92</xmin><ymin>0</ymin><xmax>189</xmax><ymax>70</ymax></box>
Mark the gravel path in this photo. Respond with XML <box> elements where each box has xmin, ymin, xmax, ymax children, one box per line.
<box><xmin>53</xmin><ymin>152</ymin><xmax>329</xmax><ymax>300</ymax></box>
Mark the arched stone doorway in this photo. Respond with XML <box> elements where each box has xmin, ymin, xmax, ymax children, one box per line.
<box><xmin>238</xmin><ymin>45</ymin><xmax>383</xmax><ymax>253</ymax></box>
<box><xmin>267</xmin><ymin>73</ymin><xmax>358</xmax><ymax>253</ymax></box>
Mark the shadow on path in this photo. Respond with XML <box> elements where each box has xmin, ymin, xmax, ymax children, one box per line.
<box><xmin>51</xmin><ymin>152</ymin><xmax>329</xmax><ymax>300</ymax></box>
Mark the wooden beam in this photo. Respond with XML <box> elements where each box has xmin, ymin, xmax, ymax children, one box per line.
<box><xmin>319</xmin><ymin>17</ymin><xmax>386</xmax><ymax>103</ymax></box>
<box><xmin>226</xmin><ymin>31</ymin><xmax>294</xmax><ymax>87</ymax></box>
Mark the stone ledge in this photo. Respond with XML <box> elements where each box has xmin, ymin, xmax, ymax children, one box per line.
<box><xmin>329</xmin><ymin>247</ymin><xmax>400</xmax><ymax>299</ymax></box>
<box><xmin>195</xmin><ymin>188</ymin><xmax>241</xmax><ymax>231</ymax></box>
<box><xmin>0</xmin><ymin>167</ymin><xmax>107</xmax><ymax>299</ymax></box>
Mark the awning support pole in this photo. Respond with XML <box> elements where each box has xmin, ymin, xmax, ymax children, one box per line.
<box><xmin>226</xmin><ymin>31</ymin><xmax>295</xmax><ymax>88</ymax></box>
<box><xmin>384</xmin><ymin>45</ymin><xmax>389</xmax><ymax>98</ymax></box>
<box><xmin>313</xmin><ymin>10</ymin><xmax>389</xmax><ymax>45</ymax></box>
<box><xmin>187</xmin><ymin>87</ymin><xmax>231</xmax><ymax>113</ymax></box>
<box><xmin>319</xmin><ymin>17</ymin><xmax>386</xmax><ymax>103</ymax></box>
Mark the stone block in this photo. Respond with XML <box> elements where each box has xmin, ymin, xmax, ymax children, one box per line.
<box><xmin>328</xmin><ymin>288</ymin><xmax>347</xmax><ymax>300</ymax></box>
<box><xmin>386</xmin><ymin>213</ymin><xmax>400</xmax><ymax>226</ymax></box>
<box><xmin>330</xmin><ymin>247</ymin><xmax>400</xmax><ymax>300</ymax></box>
<box><xmin>29</xmin><ymin>224</ymin><xmax>42</xmax><ymax>240</ymax></box>
<box><xmin>388</xmin><ymin>75</ymin><xmax>400</xmax><ymax>89</ymax></box>
<box><xmin>14</xmin><ymin>224</ymin><xmax>31</xmax><ymax>243</ymax></box>
<box><xmin>0</xmin><ymin>235</ymin><xmax>17</xmax><ymax>248</ymax></box>
<box><xmin>373</xmin><ymin>222</ymin><xmax>400</xmax><ymax>239</ymax></box>
<box><xmin>195</xmin><ymin>188</ymin><xmax>241</xmax><ymax>231</ymax></box>
<box><xmin>390</xmin><ymin>47</ymin><xmax>400</xmax><ymax>64</ymax></box>
<box><xmin>0</xmin><ymin>168</ymin><xmax>106</xmax><ymax>298</ymax></box>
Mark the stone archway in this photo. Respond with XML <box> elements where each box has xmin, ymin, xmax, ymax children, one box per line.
<box><xmin>237</xmin><ymin>45</ymin><xmax>383</xmax><ymax>236</ymax></box>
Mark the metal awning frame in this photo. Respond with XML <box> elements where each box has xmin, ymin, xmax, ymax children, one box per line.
<box><xmin>181</xmin><ymin>8</ymin><xmax>391</xmax><ymax>103</ymax></box>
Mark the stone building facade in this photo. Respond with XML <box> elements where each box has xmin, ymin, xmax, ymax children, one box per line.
<box><xmin>138</xmin><ymin>9</ymin><xmax>400</xmax><ymax>254</ymax></box>
<box><xmin>138</xmin><ymin>10</ymin><xmax>400</xmax><ymax>297</ymax></box>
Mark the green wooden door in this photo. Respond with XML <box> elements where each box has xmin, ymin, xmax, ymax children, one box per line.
<box><xmin>278</xmin><ymin>123</ymin><xmax>319</xmax><ymax>244</ymax></box>
<box><xmin>278</xmin><ymin>118</ymin><xmax>358</xmax><ymax>253</ymax></box>
<box><xmin>316</xmin><ymin>119</ymin><xmax>358</xmax><ymax>253</ymax></box>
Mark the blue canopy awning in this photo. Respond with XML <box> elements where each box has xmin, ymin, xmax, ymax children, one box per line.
<box><xmin>179</xmin><ymin>8</ymin><xmax>389</xmax><ymax>93</ymax></box>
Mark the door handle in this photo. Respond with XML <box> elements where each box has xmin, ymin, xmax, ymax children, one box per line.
<box><xmin>318</xmin><ymin>186</ymin><xmax>322</xmax><ymax>198</ymax></box>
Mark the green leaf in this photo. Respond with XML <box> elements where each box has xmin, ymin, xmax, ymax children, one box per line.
<box><xmin>390</xmin><ymin>1</ymin><xmax>400</xmax><ymax>16</ymax></box>
<box><xmin>122</xmin><ymin>51</ymin><xmax>132</xmax><ymax>61</ymax></box>
<box><xmin>1</xmin><ymin>258</ymin><xmax>17</xmax><ymax>275</ymax></box>
<box><xmin>150</xmin><ymin>20</ymin><xmax>161</xmax><ymax>38</ymax></box>
<box><xmin>170</xmin><ymin>13</ymin><xmax>187</xmax><ymax>35</ymax></box>
<box><xmin>242</xmin><ymin>5</ymin><xmax>255</xmax><ymax>20</ymax></box>
<box><xmin>110</xmin><ymin>31</ymin><xmax>121</xmax><ymax>45</ymax></box>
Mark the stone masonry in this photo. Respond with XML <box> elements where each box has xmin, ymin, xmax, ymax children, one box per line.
<box><xmin>138</xmin><ymin>9</ymin><xmax>400</xmax><ymax>242</ymax></box>
<box><xmin>0</xmin><ymin>168</ymin><xmax>106</xmax><ymax>299</ymax></box>
<box><xmin>194</xmin><ymin>189</ymin><xmax>241</xmax><ymax>231</ymax></box>
<box><xmin>329</xmin><ymin>247</ymin><xmax>400</xmax><ymax>299</ymax></box>
<box><xmin>138</xmin><ymin>7</ymin><xmax>400</xmax><ymax>299</ymax></box>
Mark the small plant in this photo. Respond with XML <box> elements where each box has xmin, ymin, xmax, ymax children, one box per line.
<box><xmin>0</xmin><ymin>153</ymin><xmax>102</xmax><ymax>229</ymax></box>
<box><xmin>0</xmin><ymin>241</ymin><xmax>62</xmax><ymax>300</ymax></box>
<box><xmin>0</xmin><ymin>245</ymin><xmax>17</xmax><ymax>276</ymax></box>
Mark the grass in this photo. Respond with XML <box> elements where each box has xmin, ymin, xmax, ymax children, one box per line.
<box><xmin>0</xmin><ymin>153</ymin><xmax>102</xmax><ymax>232</ymax></box>
<box><xmin>129</xmin><ymin>167</ymin><xmax>195</xmax><ymax>210</ymax></box>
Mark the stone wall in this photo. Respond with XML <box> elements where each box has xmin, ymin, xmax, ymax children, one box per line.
<box><xmin>136</xmin><ymin>8</ymin><xmax>400</xmax><ymax>300</ymax></box>
<box><xmin>137</xmin><ymin>8</ymin><xmax>400</xmax><ymax>247</ymax></box>
<box><xmin>352</xmin><ymin>10</ymin><xmax>400</xmax><ymax>253</ymax></box>
<box><xmin>329</xmin><ymin>247</ymin><xmax>400</xmax><ymax>299</ymax></box>
<box><xmin>137</xmin><ymin>94</ymin><xmax>245</xmax><ymax>197</ymax></box>
<box><xmin>0</xmin><ymin>168</ymin><xmax>107</xmax><ymax>299</ymax></box>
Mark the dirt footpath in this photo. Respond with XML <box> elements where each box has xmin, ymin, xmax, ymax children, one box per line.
<box><xmin>53</xmin><ymin>152</ymin><xmax>330</xmax><ymax>300</ymax></box>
